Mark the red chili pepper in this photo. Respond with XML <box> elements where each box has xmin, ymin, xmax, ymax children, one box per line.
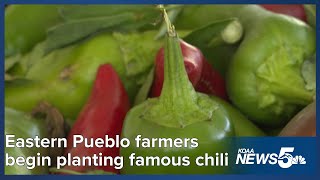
<box><xmin>261</xmin><ymin>5</ymin><xmax>307</xmax><ymax>22</ymax></box>
<box><xmin>195</xmin><ymin>60</ymin><xmax>228</xmax><ymax>100</ymax></box>
<box><xmin>151</xmin><ymin>39</ymin><xmax>203</xmax><ymax>97</ymax></box>
<box><xmin>63</xmin><ymin>64</ymin><xmax>130</xmax><ymax>174</ymax></box>
<box><xmin>151</xmin><ymin>39</ymin><xmax>228</xmax><ymax>100</ymax></box>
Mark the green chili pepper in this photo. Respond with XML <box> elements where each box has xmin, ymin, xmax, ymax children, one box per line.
<box><xmin>210</xmin><ymin>96</ymin><xmax>265</xmax><ymax>137</ymax></box>
<box><xmin>5</xmin><ymin>103</ymin><xmax>67</xmax><ymax>175</ymax></box>
<box><xmin>5</xmin><ymin>5</ymin><xmax>62</xmax><ymax>57</ymax></box>
<box><xmin>5</xmin><ymin>107</ymin><xmax>48</xmax><ymax>174</ymax></box>
<box><xmin>5</xmin><ymin>31</ymin><xmax>162</xmax><ymax>123</ymax></box>
<box><xmin>226</xmin><ymin>6</ymin><xmax>315</xmax><ymax>126</ymax></box>
<box><xmin>176</xmin><ymin>5</ymin><xmax>316</xmax><ymax>126</ymax></box>
<box><xmin>173</xmin><ymin>6</ymin><xmax>244</xmax><ymax>77</ymax></box>
<box><xmin>5</xmin><ymin>80</ymin><xmax>46</xmax><ymax>114</ymax></box>
<box><xmin>120</xmin><ymin>8</ymin><xmax>235</xmax><ymax>174</ymax></box>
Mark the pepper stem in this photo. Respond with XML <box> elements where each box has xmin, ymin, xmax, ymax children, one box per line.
<box><xmin>158</xmin><ymin>5</ymin><xmax>176</xmax><ymax>37</ymax></box>
<box><xmin>157</xmin><ymin>5</ymin><xmax>198</xmax><ymax>110</ymax></box>
<box><xmin>141</xmin><ymin>6</ymin><xmax>212</xmax><ymax>128</ymax></box>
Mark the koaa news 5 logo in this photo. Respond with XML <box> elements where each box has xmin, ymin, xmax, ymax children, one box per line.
<box><xmin>236</xmin><ymin>147</ymin><xmax>306</xmax><ymax>168</ymax></box>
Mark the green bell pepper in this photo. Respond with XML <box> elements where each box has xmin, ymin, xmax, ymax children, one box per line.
<box><xmin>5</xmin><ymin>5</ymin><xmax>62</xmax><ymax>57</ymax></box>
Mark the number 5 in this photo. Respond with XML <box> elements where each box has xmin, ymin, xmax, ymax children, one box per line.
<box><xmin>278</xmin><ymin>147</ymin><xmax>294</xmax><ymax>168</ymax></box>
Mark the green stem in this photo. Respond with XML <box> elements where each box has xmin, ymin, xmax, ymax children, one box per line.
<box><xmin>270</xmin><ymin>83</ymin><xmax>313</xmax><ymax>105</ymax></box>
<box><xmin>155</xmin><ymin>5</ymin><xmax>183</xmax><ymax>40</ymax></box>
<box><xmin>208</xmin><ymin>20</ymin><xmax>243</xmax><ymax>47</ymax></box>
<box><xmin>158</xmin><ymin>6</ymin><xmax>197</xmax><ymax>108</ymax></box>
<box><xmin>142</xmin><ymin>6</ymin><xmax>211</xmax><ymax>128</ymax></box>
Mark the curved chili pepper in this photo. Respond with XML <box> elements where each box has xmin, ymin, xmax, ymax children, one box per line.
<box><xmin>151</xmin><ymin>39</ymin><xmax>228</xmax><ymax>100</ymax></box>
<box><xmin>151</xmin><ymin>39</ymin><xmax>203</xmax><ymax>97</ymax></box>
<box><xmin>195</xmin><ymin>60</ymin><xmax>228</xmax><ymax>100</ymax></box>
<box><xmin>62</xmin><ymin>64</ymin><xmax>130</xmax><ymax>174</ymax></box>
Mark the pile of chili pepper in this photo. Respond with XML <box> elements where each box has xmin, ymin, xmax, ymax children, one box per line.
<box><xmin>4</xmin><ymin>4</ymin><xmax>316</xmax><ymax>175</ymax></box>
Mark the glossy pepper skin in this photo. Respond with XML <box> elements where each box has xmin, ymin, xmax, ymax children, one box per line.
<box><xmin>149</xmin><ymin>40</ymin><xmax>263</xmax><ymax>136</ymax></box>
<box><xmin>151</xmin><ymin>39</ymin><xmax>203</xmax><ymax>97</ymax></box>
<box><xmin>209</xmin><ymin>96</ymin><xmax>265</xmax><ymax>136</ymax></box>
<box><xmin>121</xmin><ymin>11</ymin><xmax>234</xmax><ymax>174</ymax></box>
<box><xmin>151</xmin><ymin>40</ymin><xmax>228</xmax><ymax>100</ymax></box>
<box><xmin>5</xmin><ymin>104</ymin><xmax>67</xmax><ymax>175</ymax></box>
<box><xmin>176</xmin><ymin>5</ymin><xmax>316</xmax><ymax>126</ymax></box>
<box><xmin>226</xmin><ymin>6</ymin><xmax>315</xmax><ymax>126</ymax></box>
<box><xmin>5</xmin><ymin>5</ymin><xmax>62</xmax><ymax>57</ymax></box>
<box><xmin>260</xmin><ymin>5</ymin><xmax>307</xmax><ymax>22</ymax></box>
<box><xmin>196</xmin><ymin>60</ymin><xmax>228</xmax><ymax>100</ymax></box>
<box><xmin>5</xmin><ymin>108</ymin><xmax>49</xmax><ymax>175</ymax></box>
<box><xmin>62</xmin><ymin>64</ymin><xmax>129</xmax><ymax>174</ymax></box>
<box><xmin>150</xmin><ymin>36</ymin><xmax>263</xmax><ymax>137</ymax></box>
<box><xmin>5</xmin><ymin>31</ymin><xmax>162</xmax><ymax>123</ymax></box>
